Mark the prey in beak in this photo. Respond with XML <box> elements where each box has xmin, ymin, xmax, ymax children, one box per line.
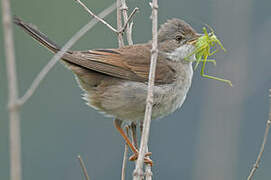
<box><xmin>185</xmin><ymin>27</ymin><xmax>232</xmax><ymax>86</ymax></box>
<box><xmin>186</xmin><ymin>33</ymin><xmax>202</xmax><ymax>45</ymax></box>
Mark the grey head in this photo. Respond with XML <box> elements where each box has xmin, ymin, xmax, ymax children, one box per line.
<box><xmin>157</xmin><ymin>18</ymin><xmax>200</xmax><ymax>61</ymax></box>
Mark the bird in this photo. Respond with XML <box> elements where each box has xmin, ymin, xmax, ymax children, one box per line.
<box><xmin>14</xmin><ymin>17</ymin><xmax>200</xmax><ymax>165</ymax></box>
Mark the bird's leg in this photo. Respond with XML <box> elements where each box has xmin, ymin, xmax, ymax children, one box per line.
<box><xmin>130</xmin><ymin>122</ymin><xmax>138</xmax><ymax>149</ymax></box>
<box><xmin>114</xmin><ymin>119</ymin><xmax>152</xmax><ymax>165</ymax></box>
<box><xmin>140</xmin><ymin>120</ymin><xmax>144</xmax><ymax>134</ymax></box>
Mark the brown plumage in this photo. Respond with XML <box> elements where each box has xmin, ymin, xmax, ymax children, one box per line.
<box><xmin>14</xmin><ymin>17</ymin><xmax>200</xmax><ymax>165</ymax></box>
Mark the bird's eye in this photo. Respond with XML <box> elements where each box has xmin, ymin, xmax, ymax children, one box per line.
<box><xmin>175</xmin><ymin>35</ymin><xmax>183</xmax><ymax>42</ymax></box>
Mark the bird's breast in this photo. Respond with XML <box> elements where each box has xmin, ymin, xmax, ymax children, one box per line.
<box><xmin>151</xmin><ymin>62</ymin><xmax>193</xmax><ymax>119</ymax></box>
<box><xmin>79</xmin><ymin>62</ymin><xmax>194</xmax><ymax>122</ymax></box>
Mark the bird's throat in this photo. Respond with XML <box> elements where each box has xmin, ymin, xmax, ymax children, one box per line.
<box><xmin>166</xmin><ymin>44</ymin><xmax>195</xmax><ymax>63</ymax></box>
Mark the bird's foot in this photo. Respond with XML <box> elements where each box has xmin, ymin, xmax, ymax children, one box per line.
<box><xmin>129</xmin><ymin>152</ymin><xmax>153</xmax><ymax>166</ymax></box>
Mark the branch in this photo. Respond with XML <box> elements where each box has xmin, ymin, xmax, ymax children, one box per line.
<box><xmin>121</xmin><ymin>144</ymin><xmax>128</xmax><ymax>180</ymax></box>
<box><xmin>76</xmin><ymin>0</ymin><xmax>118</xmax><ymax>33</ymax></box>
<box><xmin>133</xmin><ymin>0</ymin><xmax>158</xmax><ymax>179</ymax></box>
<box><xmin>77</xmin><ymin>155</ymin><xmax>90</xmax><ymax>180</ymax></box>
<box><xmin>120</xmin><ymin>0</ymin><xmax>138</xmax><ymax>45</ymax></box>
<box><xmin>121</xmin><ymin>126</ymin><xmax>129</xmax><ymax>180</ymax></box>
<box><xmin>17</xmin><ymin>2</ymin><xmax>116</xmax><ymax>106</ymax></box>
<box><xmin>247</xmin><ymin>89</ymin><xmax>271</xmax><ymax>180</ymax></box>
<box><xmin>120</xmin><ymin>7</ymin><xmax>139</xmax><ymax>37</ymax></box>
<box><xmin>116</xmin><ymin>0</ymin><xmax>124</xmax><ymax>47</ymax></box>
<box><xmin>120</xmin><ymin>0</ymin><xmax>133</xmax><ymax>45</ymax></box>
<box><xmin>119</xmin><ymin>0</ymin><xmax>138</xmax><ymax>178</ymax></box>
<box><xmin>1</xmin><ymin>0</ymin><xmax>22</xmax><ymax>179</ymax></box>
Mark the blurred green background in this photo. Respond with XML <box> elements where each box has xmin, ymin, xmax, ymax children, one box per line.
<box><xmin>1</xmin><ymin>0</ymin><xmax>271</xmax><ymax>179</ymax></box>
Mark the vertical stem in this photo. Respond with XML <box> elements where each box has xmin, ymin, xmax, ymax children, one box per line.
<box><xmin>120</xmin><ymin>0</ymin><xmax>133</xmax><ymax>45</ymax></box>
<box><xmin>121</xmin><ymin>126</ymin><xmax>130</xmax><ymax>180</ymax></box>
<box><xmin>1</xmin><ymin>0</ymin><xmax>22</xmax><ymax>180</ymax></box>
<box><xmin>133</xmin><ymin>0</ymin><xmax>158</xmax><ymax>179</ymax></box>
<box><xmin>117</xmin><ymin>0</ymin><xmax>128</xmax><ymax>178</ymax></box>
<box><xmin>116</xmin><ymin>0</ymin><xmax>124</xmax><ymax>47</ymax></box>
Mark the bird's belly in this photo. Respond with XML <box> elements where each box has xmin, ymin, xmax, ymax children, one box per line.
<box><xmin>86</xmin><ymin>74</ymin><xmax>192</xmax><ymax>122</ymax></box>
<box><xmin>81</xmin><ymin>64</ymin><xmax>193</xmax><ymax>122</ymax></box>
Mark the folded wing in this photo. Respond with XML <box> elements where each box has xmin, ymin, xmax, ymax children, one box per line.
<box><xmin>63</xmin><ymin>44</ymin><xmax>176</xmax><ymax>84</ymax></box>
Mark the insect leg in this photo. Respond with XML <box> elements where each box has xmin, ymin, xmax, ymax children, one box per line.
<box><xmin>200</xmin><ymin>54</ymin><xmax>232</xmax><ymax>86</ymax></box>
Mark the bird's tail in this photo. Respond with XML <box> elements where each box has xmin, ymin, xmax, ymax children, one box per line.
<box><xmin>14</xmin><ymin>17</ymin><xmax>60</xmax><ymax>53</ymax></box>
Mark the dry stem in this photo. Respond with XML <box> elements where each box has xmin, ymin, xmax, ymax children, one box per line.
<box><xmin>1</xmin><ymin>0</ymin><xmax>22</xmax><ymax>179</ymax></box>
<box><xmin>121</xmin><ymin>126</ymin><xmax>130</xmax><ymax>180</ymax></box>
<box><xmin>121</xmin><ymin>7</ymin><xmax>139</xmax><ymax>43</ymax></box>
<box><xmin>133</xmin><ymin>1</ymin><xmax>158</xmax><ymax>179</ymax></box>
<box><xmin>77</xmin><ymin>155</ymin><xmax>90</xmax><ymax>180</ymax></box>
<box><xmin>76</xmin><ymin>0</ymin><xmax>118</xmax><ymax>33</ymax></box>
<box><xmin>120</xmin><ymin>0</ymin><xmax>133</xmax><ymax>45</ymax></box>
<box><xmin>121</xmin><ymin>143</ymin><xmax>129</xmax><ymax>180</ymax></box>
<box><xmin>118</xmin><ymin>0</ymin><xmax>137</xmax><ymax>178</ymax></box>
<box><xmin>17</xmin><ymin>2</ymin><xmax>116</xmax><ymax>106</ymax></box>
<box><xmin>76</xmin><ymin>0</ymin><xmax>138</xmax><ymax>47</ymax></box>
<box><xmin>247</xmin><ymin>89</ymin><xmax>271</xmax><ymax>180</ymax></box>
<box><xmin>116</xmin><ymin>0</ymin><xmax>124</xmax><ymax>47</ymax></box>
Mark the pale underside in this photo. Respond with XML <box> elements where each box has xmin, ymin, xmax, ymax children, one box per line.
<box><xmin>67</xmin><ymin>45</ymin><xmax>195</xmax><ymax>122</ymax></box>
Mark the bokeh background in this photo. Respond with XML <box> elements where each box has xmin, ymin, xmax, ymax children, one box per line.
<box><xmin>1</xmin><ymin>0</ymin><xmax>271</xmax><ymax>179</ymax></box>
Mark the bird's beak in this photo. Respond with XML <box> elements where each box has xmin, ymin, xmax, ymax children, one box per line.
<box><xmin>187</xmin><ymin>33</ymin><xmax>202</xmax><ymax>45</ymax></box>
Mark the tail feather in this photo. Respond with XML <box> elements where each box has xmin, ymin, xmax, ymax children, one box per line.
<box><xmin>14</xmin><ymin>17</ymin><xmax>60</xmax><ymax>53</ymax></box>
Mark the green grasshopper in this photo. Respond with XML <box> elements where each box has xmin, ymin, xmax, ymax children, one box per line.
<box><xmin>185</xmin><ymin>26</ymin><xmax>232</xmax><ymax>86</ymax></box>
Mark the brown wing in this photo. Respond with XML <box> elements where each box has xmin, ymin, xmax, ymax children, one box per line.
<box><xmin>62</xmin><ymin>44</ymin><xmax>176</xmax><ymax>84</ymax></box>
<box><xmin>13</xmin><ymin>18</ymin><xmax>175</xmax><ymax>84</ymax></box>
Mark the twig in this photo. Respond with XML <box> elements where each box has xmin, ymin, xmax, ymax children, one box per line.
<box><xmin>120</xmin><ymin>0</ymin><xmax>132</xmax><ymax>45</ymax></box>
<box><xmin>121</xmin><ymin>126</ymin><xmax>130</xmax><ymax>180</ymax></box>
<box><xmin>76</xmin><ymin>0</ymin><xmax>118</xmax><ymax>33</ymax></box>
<box><xmin>127</xmin><ymin>22</ymin><xmax>134</xmax><ymax>45</ymax></box>
<box><xmin>121</xmin><ymin>143</ymin><xmax>128</xmax><ymax>180</ymax></box>
<box><xmin>120</xmin><ymin>0</ymin><xmax>137</xmax><ymax>45</ymax></box>
<box><xmin>120</xmin><ymin>7</ymin><xmax>139</xmax><ymax>37</ymax></box>
<box><xmin>77</xmin><ymin>155</ymin><xmax>90</xmax><ymax>180</ymax></box>
<box><xmin>119</xmin><ymin>0</ymin><xmax>135</xmax><ymax>177</ymax></box>
<box><xmin>116</xmin><ymin>0</ymin><xmax>124</xmax><ymax>47</ymax></box>
<box><xmin>133</xmin><ymin>0</ymin><xmax>158</xmax><ymax>179</ymax></box>
<box><xmin>17</xmin><ymin>2</ymin><xmax>116</xmax><ymax>106</ymax></box>
<box><xmin>247</xmin><ymin>89</ymin><xmax>271</xmax><ymax>180</ymax></box>
<box><xmin>76</xmin><ymin>0</ymin><xmax>138</xmax><ymax>46</ymax></box>
<box><xmin>1</xmin><ymin>0</ymin><xmax>22</xmax><ymax>179</ymax></box>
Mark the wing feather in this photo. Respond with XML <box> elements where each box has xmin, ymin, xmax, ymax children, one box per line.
<box><xmin>62</xmin><ymin>44</ymin><xmax>176</xmax><ymax>84</ymax></box>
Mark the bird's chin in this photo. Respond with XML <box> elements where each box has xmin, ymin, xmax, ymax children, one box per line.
<box><xmin>166</xmin><ymin>44</ymin><xmax>195</xmax><ymax>62</ymax></box>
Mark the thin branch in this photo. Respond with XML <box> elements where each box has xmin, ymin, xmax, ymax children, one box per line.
<box><xmin>121</xmin><ymin>126</ymin><xmax>130</xmax><ymax>180</ymax></box>
<box><xmin>121</xmin><ymin>144</ymin><xmax>128</xmax><ymax>180</ymax></box>
<box><xmin>120</xmin><ymin>7</ymin><xmax>139</xmax><ymax>36</ymax></box>
<box><xmin>119</xmin><ymin>0</ymin><xmax>136</xmax><ymax>177</ymax></box>
<box><xmin>116</xmin><ymin>0</ymin><xmax>125</xmax><ymax>47</ymax></box>
<box><xmin>120</xmin><ymin>0</ymin><xmax>132</xmax><ymax>45</ymax></box>
<box><xmin>17</xmin><ymin>2</ymin><xmax>116</xmax><ymax>106</ymax></box>
<box><xmin>127</xmin><ymin>22</ymin><xmax>134</xmax><ymax>45</ymax></box>
<box><xmin>120</xmin><ymin>0</ymin><xmax>137</xmax><ymax>45</ymax></box>
<box><xmin>247</xmin><ymin>89</ymin><xmax>271</xmax><ymax>180</ymax></box>
<box><xmin>1</xmin><ymin>0</ymin><xmax>22</xmax><ymax>179</ymax></box>
<box><xmin>77</xmin><ymin>155</ymin><xmax>90</xmax><ymax>180</ymax></box>
<box><xmin>76</xmin><ymin>0</ymin><xmax>138</xmax><ymax>46</ymax></box>
<box><xmin>133</xmin><ymin>0</ymin><xmax>158</xmax><ymax>179</ymax></box>
<box><xmin>75</xmin><ymin>0</ymin><xmax>118</xmax><ymax>33</ymax></box>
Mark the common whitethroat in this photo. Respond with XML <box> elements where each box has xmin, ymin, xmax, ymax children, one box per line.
<box><xmin>14</xmin><ymin>17</ymin><xmax>201</xmax><ymax>165</ymax></box>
